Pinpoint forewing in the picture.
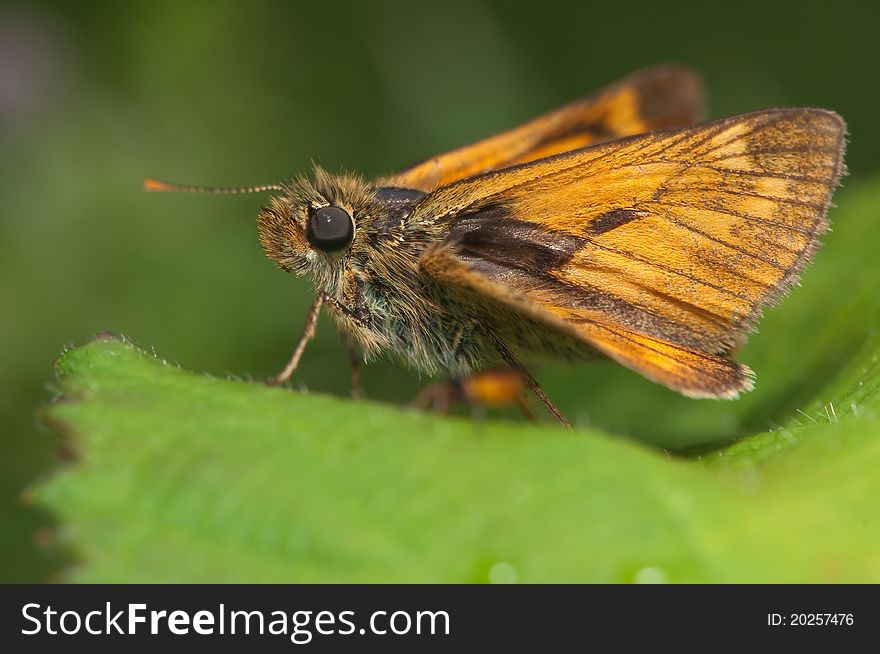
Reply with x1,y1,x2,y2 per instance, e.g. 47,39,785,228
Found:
417,109,846,396
383,66,703,192
420,244,754,398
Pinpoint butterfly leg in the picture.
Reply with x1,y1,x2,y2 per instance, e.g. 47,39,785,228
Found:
412,382,453,414
485,330,572,429
345,338,363,399
413,369,537,422
266,293,324,386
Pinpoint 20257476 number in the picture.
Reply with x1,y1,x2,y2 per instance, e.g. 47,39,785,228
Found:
768,613,854,626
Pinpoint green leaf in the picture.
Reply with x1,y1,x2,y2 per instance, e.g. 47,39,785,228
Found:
34,179,880,583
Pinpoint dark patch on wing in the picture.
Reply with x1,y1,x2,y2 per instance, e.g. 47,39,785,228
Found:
447,204,585,272
585,208,643,235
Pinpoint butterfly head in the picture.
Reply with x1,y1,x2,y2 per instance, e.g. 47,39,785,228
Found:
256,166,376,281
145,165,427,294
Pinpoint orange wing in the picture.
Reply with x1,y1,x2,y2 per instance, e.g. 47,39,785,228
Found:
418,109,846,397
382,66,704,192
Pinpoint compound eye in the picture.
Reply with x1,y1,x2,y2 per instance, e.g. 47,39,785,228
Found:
307,206,354,252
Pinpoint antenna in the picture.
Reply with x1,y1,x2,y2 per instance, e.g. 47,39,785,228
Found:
143,178,284,194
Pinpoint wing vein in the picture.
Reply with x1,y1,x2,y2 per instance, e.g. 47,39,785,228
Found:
703,145,839,164
585,239,754,302
645,162,834,184
578,319,725,377
658,200,816,235
657,213,788,271
662,186,830,212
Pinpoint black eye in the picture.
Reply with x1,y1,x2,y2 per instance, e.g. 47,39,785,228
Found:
307,206,354,252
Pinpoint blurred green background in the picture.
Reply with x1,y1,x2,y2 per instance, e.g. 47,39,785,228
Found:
1,0,877,582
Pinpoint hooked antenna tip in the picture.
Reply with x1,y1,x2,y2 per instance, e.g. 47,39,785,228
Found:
143,178,175,192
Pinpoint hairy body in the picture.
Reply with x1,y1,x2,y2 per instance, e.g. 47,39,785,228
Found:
258,169,581,378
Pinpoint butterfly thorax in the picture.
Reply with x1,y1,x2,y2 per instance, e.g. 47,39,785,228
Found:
257,167,491,376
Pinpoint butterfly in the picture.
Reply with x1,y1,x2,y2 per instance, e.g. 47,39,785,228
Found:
147,66,846,427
